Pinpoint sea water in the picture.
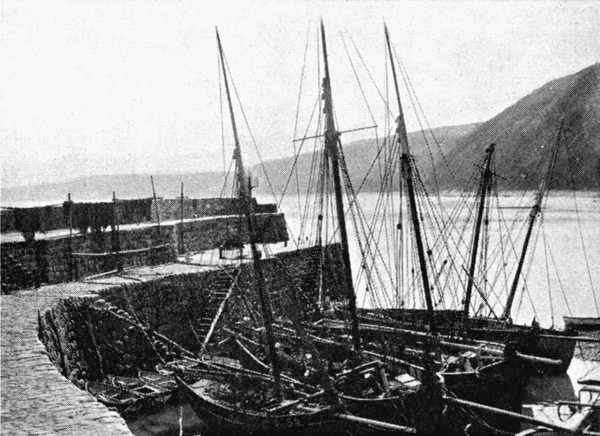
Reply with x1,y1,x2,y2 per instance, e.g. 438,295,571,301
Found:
274,192,600,329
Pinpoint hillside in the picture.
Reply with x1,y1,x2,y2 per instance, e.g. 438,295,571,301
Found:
0,124,474,206
2,63,599,206
434,63,600,189
0,172,227,207
252,123,479,195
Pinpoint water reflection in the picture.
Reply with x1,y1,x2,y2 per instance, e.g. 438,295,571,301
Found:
126,400,206,436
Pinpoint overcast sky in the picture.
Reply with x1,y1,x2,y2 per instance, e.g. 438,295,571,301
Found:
1,0,599,188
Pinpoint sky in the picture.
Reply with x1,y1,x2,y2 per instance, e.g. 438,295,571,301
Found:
1,0,599,188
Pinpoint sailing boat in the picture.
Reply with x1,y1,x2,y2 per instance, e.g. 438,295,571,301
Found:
456,122,578,373
320,23,527,430
176,28,343,435
177,27,433,436
363,109,582,373
243,21,530,434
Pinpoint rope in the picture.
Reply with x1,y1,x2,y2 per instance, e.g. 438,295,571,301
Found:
290,27,312,219
218,49,226,175
221,53,279,205
541,215,555,327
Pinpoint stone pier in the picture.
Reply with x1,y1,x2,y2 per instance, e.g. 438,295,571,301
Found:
1,244,344,435
1,282,133,435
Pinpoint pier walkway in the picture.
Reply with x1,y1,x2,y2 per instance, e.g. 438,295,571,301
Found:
0,262,217,435
1,279,137,435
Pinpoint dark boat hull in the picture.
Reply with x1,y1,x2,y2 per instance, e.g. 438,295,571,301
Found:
360,309,576,373
177,376,371,436
310,320,524,434
563,316,600,331
441,360,526,435
341,385,443,435
467,318,576,373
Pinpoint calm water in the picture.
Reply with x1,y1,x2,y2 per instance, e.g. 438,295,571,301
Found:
271,192,600,329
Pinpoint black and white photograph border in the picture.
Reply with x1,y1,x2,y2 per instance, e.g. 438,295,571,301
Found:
1,1,599,435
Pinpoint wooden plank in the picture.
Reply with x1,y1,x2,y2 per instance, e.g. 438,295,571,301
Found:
72,244,170,257
444,395,576,433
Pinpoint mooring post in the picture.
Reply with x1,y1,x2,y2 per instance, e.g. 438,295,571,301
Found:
150,175,161,232
179,182,185,254
112,191,122,272
67,193,75,281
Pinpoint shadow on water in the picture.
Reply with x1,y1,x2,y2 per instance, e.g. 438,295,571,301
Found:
524,373,577,404
125,397,206,436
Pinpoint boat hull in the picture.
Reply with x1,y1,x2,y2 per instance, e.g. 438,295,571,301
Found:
176,376,389,436
361,309,576,373
563,316,600,331
342,385,443,435
467,318,576,374
441,360,526,435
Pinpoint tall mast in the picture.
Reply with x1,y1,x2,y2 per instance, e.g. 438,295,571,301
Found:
463,144,495,321
215,29,281,398
385,25,436,333
320,21,360,352
244,177,282,399
503,122,563,320
216,28,247,199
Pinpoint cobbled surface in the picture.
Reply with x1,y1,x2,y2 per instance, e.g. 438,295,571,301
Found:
1,275,155,434
1,262,227,435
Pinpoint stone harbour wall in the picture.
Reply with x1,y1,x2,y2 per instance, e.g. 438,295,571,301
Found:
38,244,344,384
154,197,277,222
1,226,175,293
1,213,289,293
176,213,288,253
2,282,135,435
1,197,277,233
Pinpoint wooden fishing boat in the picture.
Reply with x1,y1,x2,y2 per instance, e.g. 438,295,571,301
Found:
84,380,143,415
563,316,600,331
157,356,231,383
137,369,178,392
227,324,445,433
176,353,425,435
176,370,342,436
108,374,174,407
358,308,576,373
306,316,527,430
178,26,428,436
349,121,578,374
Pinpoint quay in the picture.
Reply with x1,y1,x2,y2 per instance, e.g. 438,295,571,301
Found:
2,277,135,435
1,241,341,435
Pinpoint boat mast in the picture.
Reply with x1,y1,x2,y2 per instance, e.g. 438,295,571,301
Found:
463,144,495,322
216,28,247,200
503,122,563,321
384,25,436,333
320,21,361,352
244,176,283,399
215,28,281,398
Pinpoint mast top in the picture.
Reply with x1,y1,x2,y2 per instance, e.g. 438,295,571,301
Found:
215,27,247,200
320,20,331,81
384,24,410,156
320,19,337,142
